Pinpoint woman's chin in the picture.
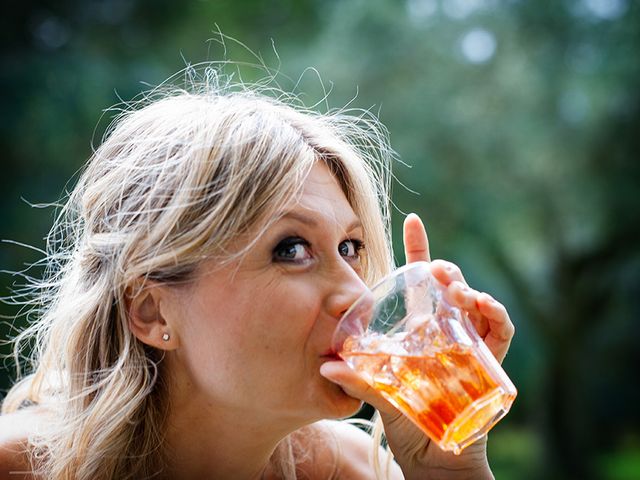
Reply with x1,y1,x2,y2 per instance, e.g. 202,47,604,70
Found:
321,381,365,419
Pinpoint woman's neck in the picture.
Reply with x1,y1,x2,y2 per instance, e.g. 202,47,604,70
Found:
161,362,297,479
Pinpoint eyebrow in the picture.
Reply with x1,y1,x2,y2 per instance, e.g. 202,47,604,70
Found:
281,211,362,232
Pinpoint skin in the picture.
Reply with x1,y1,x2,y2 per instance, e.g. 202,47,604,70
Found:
0,162,514,479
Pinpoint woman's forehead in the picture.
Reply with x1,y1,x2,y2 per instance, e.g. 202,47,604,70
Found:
280,163,360,231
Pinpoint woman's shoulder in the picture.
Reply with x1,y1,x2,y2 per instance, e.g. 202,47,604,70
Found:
303,420,403,479
0,408,43,480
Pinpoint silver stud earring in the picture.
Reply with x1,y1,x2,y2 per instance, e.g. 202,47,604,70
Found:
162,332,170,342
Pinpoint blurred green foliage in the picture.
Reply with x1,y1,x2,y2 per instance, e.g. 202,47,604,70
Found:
1,1,639,478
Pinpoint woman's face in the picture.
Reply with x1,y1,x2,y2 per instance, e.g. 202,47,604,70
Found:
165,162,369,426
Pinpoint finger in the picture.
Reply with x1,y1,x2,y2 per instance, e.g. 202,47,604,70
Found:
445,281,477,309
445,281,490,337
403,213,430,263
430,259,466,287
468,311,490,339
319,361,399,416
476,293,515,363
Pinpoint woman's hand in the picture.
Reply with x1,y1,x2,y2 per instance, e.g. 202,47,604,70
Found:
320,213,514,480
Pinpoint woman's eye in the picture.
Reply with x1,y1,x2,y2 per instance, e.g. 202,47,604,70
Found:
339,239,365,259
273,237,312,263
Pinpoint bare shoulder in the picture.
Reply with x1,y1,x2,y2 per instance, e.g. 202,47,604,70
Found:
317,420,404,479
0,409,43,480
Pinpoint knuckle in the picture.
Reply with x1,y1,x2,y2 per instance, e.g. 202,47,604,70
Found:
433,259,459,274
504,321,515,338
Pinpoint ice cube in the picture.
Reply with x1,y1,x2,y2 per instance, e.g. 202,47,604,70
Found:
402,320,448,355
389,355,434,412
372,359,401,387
375,332,407,356
345,332,384,353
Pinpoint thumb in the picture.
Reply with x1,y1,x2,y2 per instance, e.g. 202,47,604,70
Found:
320,361,398,416
403,213,431,264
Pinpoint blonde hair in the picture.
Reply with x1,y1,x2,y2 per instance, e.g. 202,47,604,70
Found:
2,69,395,479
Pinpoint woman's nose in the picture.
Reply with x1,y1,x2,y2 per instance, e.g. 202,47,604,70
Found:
325,264,369,320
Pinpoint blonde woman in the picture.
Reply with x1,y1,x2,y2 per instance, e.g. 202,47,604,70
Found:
0,76,513,479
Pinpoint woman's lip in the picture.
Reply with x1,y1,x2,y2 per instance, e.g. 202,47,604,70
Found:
320,351,342,361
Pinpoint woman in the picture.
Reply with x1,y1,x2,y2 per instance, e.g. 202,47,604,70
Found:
0,76,513,479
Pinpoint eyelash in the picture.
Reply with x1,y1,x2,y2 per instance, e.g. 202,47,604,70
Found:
272,236,365,264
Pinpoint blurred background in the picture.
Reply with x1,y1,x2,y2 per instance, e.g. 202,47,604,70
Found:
1,0,639,478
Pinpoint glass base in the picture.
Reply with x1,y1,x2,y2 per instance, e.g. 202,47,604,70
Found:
439,387,516,455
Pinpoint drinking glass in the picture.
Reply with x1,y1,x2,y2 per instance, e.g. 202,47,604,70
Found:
332,261,517,454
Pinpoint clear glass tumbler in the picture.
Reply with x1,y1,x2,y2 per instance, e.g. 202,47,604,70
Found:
332,261,517,454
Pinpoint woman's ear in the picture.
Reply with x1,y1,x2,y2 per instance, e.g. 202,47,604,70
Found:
127,281,179,350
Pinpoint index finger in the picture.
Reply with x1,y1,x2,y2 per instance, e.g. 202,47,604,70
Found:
403,213,431,263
